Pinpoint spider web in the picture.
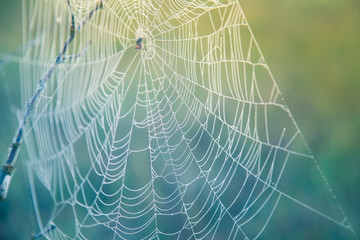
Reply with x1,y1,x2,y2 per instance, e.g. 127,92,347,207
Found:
20,0,356,239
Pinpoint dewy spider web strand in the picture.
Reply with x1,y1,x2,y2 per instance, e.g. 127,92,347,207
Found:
19,0,357,239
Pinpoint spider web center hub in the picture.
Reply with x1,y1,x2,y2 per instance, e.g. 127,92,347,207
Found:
136,27,155,60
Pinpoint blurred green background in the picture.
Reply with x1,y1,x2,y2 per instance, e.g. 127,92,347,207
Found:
0,0,359,239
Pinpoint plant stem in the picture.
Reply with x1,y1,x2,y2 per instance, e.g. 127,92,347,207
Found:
0,0,103,201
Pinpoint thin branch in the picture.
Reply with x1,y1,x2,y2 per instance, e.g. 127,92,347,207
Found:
57,40,92,64
31,222,56,240
0,0,103,201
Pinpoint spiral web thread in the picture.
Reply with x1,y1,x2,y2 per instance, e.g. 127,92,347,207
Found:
20,0,356,239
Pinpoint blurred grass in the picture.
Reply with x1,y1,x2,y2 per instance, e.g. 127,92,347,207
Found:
240,0,360,236
0,0,359,239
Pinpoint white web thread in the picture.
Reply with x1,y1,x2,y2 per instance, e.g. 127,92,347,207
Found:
20,0,357,239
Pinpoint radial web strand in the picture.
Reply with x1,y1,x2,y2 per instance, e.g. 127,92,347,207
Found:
20,0,356,239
